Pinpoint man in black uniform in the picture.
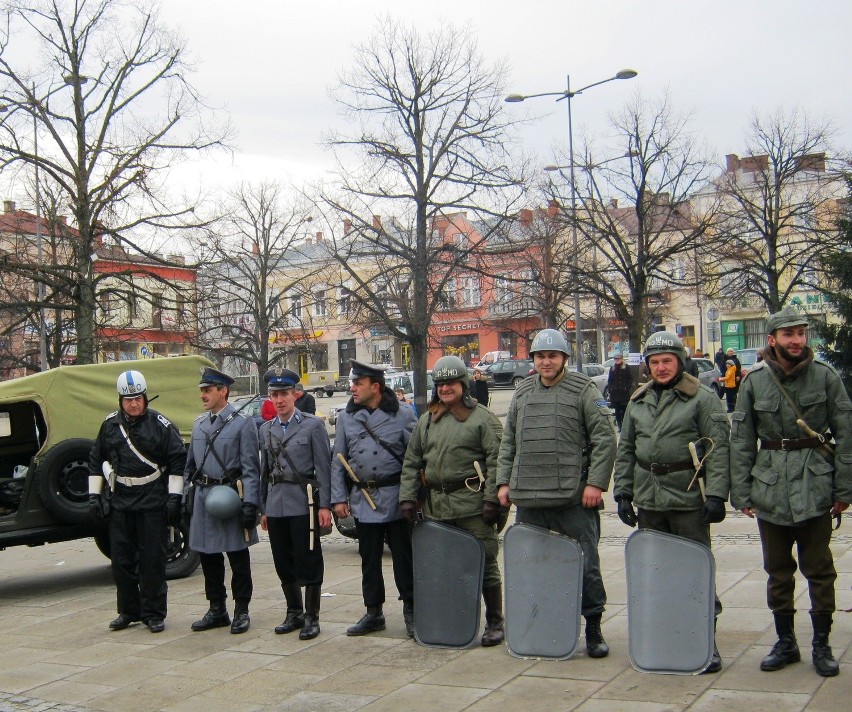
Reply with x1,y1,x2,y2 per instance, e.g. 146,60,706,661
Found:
88,369,187,633
293,384,317,415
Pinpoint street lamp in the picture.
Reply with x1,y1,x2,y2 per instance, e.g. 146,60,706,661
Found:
506,68,637,369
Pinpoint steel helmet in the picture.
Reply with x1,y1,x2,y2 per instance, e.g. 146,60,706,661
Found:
529,328,570,356
205,485,242,520
643,331,686,366
116,370,147,397
432,355,469,386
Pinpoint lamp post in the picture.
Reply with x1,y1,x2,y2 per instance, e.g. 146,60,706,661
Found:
506,69,637,369
32,82,48,371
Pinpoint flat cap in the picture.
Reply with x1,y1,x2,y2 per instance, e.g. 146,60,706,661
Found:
349,359,385,381
766,306,808,334
264,367,300,391
199,366,234,388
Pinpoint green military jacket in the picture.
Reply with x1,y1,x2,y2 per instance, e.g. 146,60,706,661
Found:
730,350,852,525
613,374,730,511
400,400,503,521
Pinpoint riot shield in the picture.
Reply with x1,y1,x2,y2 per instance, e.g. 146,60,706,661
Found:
412,519,485,648
503,523,584,659
625,529,716,674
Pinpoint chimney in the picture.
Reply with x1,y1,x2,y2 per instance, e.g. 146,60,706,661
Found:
251,242,259,255
59,215,67,225
3,200,15,213
519,208,533,226
609,198,619,209
315,231,323,242
547,200,559,218
304,236,313,245
796,152,826,172
725,154,740,172
343,218,352,235
372,215,382,229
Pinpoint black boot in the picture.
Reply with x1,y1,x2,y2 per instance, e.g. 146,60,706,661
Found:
811,613,839,678
760,613,800,671
275,583,305,634
109,612,140,630
702,618,722,674
481,585,505,647
231,601,250,634
585,614,609,658
191,600,230,632
403,600,415,639
346,606,386,636
299,585,321,640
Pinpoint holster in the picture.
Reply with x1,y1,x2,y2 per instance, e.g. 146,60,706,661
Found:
100,488,112,519
183,481,195,517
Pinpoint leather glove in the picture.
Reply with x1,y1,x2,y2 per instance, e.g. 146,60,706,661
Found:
88,494,106,521
482,500,500,526
166,494,183,527
615,495,637,528
241,503,258,530
400,500,418,524
702,495,727,525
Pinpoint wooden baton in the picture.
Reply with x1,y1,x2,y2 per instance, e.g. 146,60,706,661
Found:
336,453,378,510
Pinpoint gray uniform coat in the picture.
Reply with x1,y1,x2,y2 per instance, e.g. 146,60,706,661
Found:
184,403,261,553
330,391,417,523
259,412,332,516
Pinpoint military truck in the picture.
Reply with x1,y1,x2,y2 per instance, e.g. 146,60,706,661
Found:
0,355,213,578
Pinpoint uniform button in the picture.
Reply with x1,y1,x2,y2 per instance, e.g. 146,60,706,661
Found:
373,450,378,455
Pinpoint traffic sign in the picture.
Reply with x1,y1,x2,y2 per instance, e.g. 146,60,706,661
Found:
707,307,719,322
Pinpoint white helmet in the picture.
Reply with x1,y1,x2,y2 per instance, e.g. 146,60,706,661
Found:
116,370,148,397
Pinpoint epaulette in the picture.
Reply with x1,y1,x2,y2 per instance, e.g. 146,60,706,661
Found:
104,410,118,421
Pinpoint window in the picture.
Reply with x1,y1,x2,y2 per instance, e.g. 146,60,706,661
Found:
337,285,352,317
439,279,457,310
460,277,480,307
313,289,327,318
290,293,303,319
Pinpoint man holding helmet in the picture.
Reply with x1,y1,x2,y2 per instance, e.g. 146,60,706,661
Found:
184,367,261,634
88,369,187,633
612,331,730,673
401,355,505,645
496,329,617,658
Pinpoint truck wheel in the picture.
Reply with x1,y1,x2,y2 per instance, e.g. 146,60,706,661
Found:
35,438,94,524
93,524,200,580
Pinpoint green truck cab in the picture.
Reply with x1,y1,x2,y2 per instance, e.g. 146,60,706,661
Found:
0,355,213,578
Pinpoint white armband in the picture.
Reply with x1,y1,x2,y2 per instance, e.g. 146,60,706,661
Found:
168,475,185,495
89,475,103,495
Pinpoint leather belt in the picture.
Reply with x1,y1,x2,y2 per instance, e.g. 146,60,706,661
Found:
115,471,161,486
270,474,316,486
427,479,467,494
352,474,401,489
194,474,226,486
637,459,695,475
760,436,824,451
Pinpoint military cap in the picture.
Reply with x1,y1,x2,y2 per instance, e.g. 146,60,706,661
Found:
349,359,385,381
264,367,300,391
766,306,808,334
199,366,234,388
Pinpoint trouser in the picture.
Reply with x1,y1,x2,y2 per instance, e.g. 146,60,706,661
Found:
199,549,253,604
611,401,628,429
757,514,836,615
516,504,606,617
354,518,414,608
638,508,722,616
436,514,502,588
724,387,737,412
110,507,168,621
266,514,324,587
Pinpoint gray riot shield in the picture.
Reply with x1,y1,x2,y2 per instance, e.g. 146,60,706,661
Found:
412,519,485,648
625,529,716,674
503,523,584,659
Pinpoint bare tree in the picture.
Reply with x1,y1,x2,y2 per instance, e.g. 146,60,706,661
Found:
0,0,229,365
195,182,322,383
546,93,717,352
319,17,526,407
709,109,844,313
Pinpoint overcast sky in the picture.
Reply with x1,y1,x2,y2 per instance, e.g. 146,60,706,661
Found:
158,0,850,194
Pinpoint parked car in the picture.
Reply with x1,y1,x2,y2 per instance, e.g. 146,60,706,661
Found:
692,357,723,395
575,363,609,395
484,359,534,388
231,394,265,429
735,348,760,379
0,355,212,579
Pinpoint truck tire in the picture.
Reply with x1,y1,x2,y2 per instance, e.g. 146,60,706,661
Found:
35,438,94,524
93,524,201,580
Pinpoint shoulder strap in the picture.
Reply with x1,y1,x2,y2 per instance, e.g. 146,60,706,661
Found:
118,423,160,472
362,420,404,464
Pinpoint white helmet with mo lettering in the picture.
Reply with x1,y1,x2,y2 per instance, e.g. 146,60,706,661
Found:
116,370,148,398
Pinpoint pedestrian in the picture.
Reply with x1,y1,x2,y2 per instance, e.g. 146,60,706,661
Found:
714,347,726,375
612,331,730,673
184,367,261,634
730,307,851,678
293,383,317,415
720,359,738,413
606,353,633,428
497,329,617,658
88,369,188,633
684,347,700,378
260,398,276,422
259,367,331,640
394,386,417,416
725,347,742,387
400,356,505,646
469,368,490,407
330,360,418,637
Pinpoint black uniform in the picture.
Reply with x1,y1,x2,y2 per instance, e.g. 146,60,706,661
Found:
89,408,187,623
294,391,317,415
